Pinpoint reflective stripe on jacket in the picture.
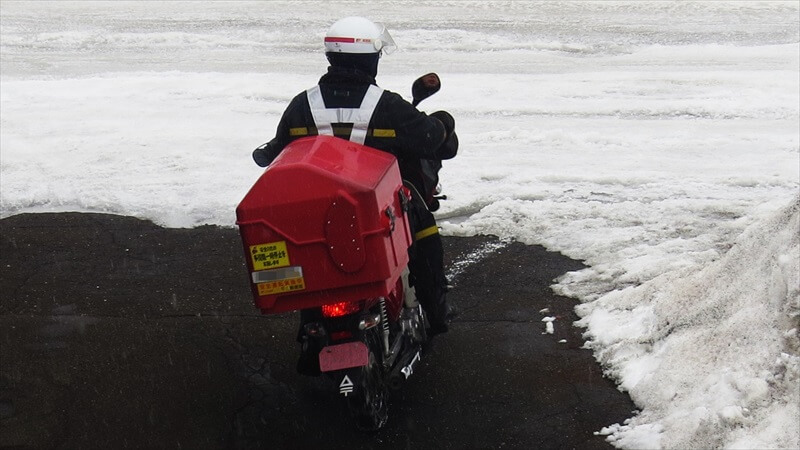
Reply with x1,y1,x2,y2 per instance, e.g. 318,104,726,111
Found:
263,66,450,162
306,84,384,145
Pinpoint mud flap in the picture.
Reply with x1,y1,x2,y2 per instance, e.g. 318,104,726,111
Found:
331,367,367,398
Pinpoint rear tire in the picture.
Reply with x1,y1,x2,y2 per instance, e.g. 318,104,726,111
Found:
417,304,429,344
347,334,388,431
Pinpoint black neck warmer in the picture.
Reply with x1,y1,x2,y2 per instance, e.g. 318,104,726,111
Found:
325,52,380,78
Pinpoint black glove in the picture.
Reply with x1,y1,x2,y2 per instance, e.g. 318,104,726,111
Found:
430,110,455,135
430,111,458,159
252,142,276,167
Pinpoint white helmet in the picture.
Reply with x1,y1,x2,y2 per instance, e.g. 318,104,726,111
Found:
324,17,396,55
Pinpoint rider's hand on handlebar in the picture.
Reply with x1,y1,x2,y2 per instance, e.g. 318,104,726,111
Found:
430,110,455,135
430,110,458,160
252,143,276,167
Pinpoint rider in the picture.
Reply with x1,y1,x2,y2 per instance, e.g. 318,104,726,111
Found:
252,16,458,373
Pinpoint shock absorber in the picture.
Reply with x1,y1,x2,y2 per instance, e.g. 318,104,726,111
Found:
379,297,390,357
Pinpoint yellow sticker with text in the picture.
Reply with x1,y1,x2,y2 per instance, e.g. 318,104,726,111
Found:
257,277,306,296
250,241,290,270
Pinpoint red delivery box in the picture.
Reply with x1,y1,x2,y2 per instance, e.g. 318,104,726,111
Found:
236,136,413,315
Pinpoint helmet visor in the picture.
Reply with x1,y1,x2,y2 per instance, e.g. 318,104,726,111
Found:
375,23,396,55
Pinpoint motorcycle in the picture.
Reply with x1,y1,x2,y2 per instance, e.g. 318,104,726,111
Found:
236,74,443,430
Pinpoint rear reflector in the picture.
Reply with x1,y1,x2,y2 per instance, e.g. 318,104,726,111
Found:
331,330,353,341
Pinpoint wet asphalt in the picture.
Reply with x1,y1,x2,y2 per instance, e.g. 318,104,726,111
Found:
0,212,635,449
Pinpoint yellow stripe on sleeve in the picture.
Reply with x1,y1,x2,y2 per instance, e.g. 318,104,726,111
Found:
414,225,439,241
372,129,396,138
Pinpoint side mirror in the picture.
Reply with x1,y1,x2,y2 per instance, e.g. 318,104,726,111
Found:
412,73,441,107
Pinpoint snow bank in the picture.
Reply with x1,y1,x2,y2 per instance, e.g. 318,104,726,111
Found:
583,196,800,449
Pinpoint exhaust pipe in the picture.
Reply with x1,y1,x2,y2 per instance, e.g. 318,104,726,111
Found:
388,348,421,390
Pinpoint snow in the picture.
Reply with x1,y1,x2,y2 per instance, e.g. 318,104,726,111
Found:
1,1,798,448
541,316,556,335
587,198,799,449
445,238,509,282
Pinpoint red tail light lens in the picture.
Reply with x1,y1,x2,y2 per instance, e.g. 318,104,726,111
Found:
322,300,362,318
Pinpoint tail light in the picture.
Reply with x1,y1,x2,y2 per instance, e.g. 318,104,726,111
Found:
322,300,362,318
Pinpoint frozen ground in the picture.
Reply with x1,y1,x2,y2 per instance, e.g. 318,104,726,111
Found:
1,1,798,448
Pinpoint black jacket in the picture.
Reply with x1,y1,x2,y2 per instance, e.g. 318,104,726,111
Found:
255,67,458,196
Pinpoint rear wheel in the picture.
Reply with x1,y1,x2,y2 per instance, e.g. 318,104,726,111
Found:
416,304,429,344
347,335,388,431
